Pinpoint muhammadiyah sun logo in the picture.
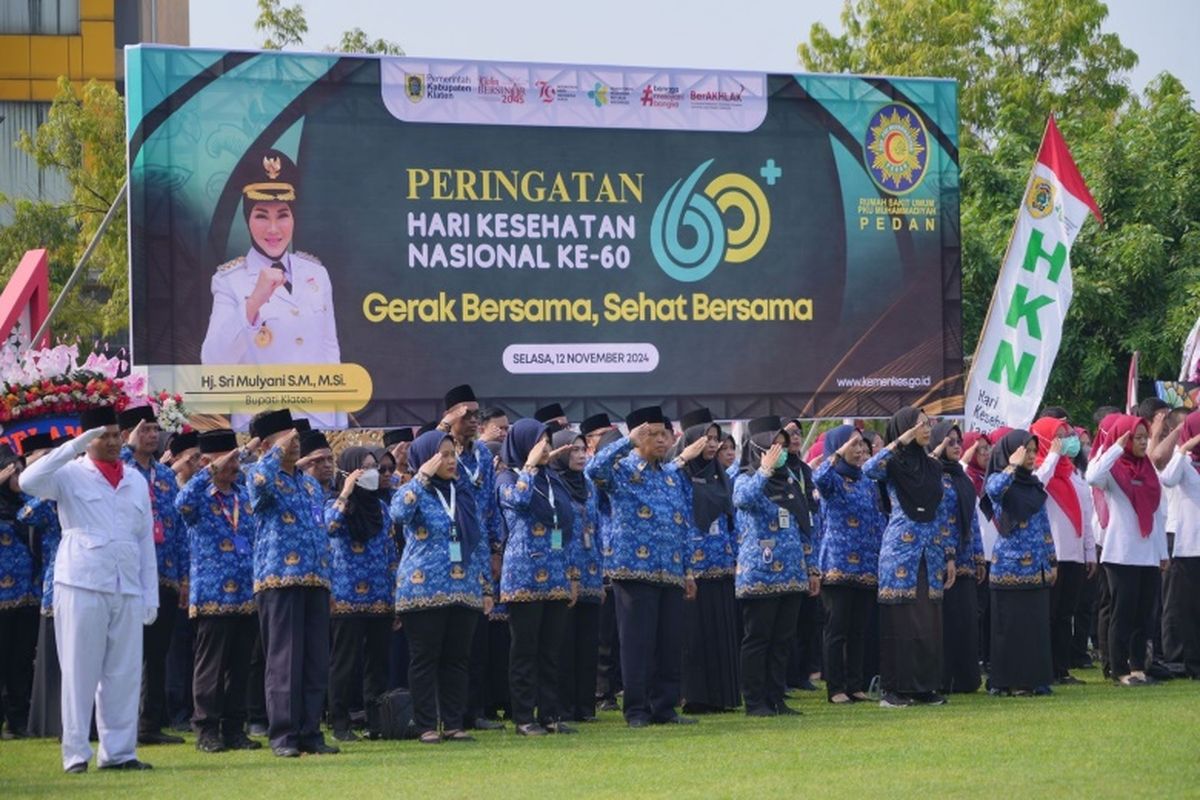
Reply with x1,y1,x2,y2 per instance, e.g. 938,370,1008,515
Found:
650,159,773,283
864,103,929,195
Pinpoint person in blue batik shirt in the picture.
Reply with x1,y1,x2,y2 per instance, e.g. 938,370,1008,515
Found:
325,447,396,742
983,429,1056,696
549,428,604,723
497,419,578,736
863,407,953,709
19,433,67,739
922,421,985,696
176,429,260,753
118,406,188,747
813,424,886,704
733,418,819,717
781,418,823,693
0,445,37,739
676,408,740,715
584,406,709,728
391,431,493,744
582,416,624,714
245,409,336,757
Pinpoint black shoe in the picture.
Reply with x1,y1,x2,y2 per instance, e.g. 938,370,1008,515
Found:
576,715,598,723
272,745,301,758
299,741,340,755
626,718,650,728
774,704,802,716
516,723,548,736
915,692,947,706
792,679,818,692
597,699,620,712
1056,675,1085,686
223,733,262,750
247,722,269,737
196,732,226,753
471,717,505,731
138,730,185,745
331,728,359,742
879,692,913,708
64,762,88,774
745,706,777,717
99,759,153,770
657,715,698,725
545,721,577,734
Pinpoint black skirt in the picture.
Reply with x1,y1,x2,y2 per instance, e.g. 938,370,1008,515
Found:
27,615,61,738
879,559,943,695
989,587,1053,690
681,576,741,711
942,575,981,693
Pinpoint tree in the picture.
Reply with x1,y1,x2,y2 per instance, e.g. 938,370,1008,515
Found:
0,78,128,341
800,0,1199,421
329,27,404,56
255,0,307,50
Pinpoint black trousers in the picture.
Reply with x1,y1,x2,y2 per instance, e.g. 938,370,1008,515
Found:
466,611,489,723
485,619,511,719
192,615,257,737
507,600,568,726
1049,561,1086,678
246,623,267,724
257,587,331,750
1161,534,1183,663
787,593,824,685
821,585,873,698
613,580,683,724
139,585,179,735
1096,555,1112,674
559,601,601,721
328,615,392,732
403,605,477,733
1105,564,1158,678
1072,563,1099,666
1163,556,1200,676
596,583,622,700
0,605,38,735
165,609,194,727
741,593,803,713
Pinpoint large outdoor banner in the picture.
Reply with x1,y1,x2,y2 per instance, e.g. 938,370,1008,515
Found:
126,46,962,427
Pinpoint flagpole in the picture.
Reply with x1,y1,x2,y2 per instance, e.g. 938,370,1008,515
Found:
961,116,1054,416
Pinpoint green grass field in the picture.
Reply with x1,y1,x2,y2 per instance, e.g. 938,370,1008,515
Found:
2,667,1197,799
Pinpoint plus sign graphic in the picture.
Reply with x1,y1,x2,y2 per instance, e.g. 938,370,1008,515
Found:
759,159,782,186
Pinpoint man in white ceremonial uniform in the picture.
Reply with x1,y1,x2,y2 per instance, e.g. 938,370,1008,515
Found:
199,149,345,430
19,406,158,773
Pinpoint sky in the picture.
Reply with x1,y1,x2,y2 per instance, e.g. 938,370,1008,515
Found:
187,0,1199,99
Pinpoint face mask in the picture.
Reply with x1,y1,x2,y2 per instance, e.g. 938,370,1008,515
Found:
1061,435,1081,458
356,468,380,492
774,449,788,469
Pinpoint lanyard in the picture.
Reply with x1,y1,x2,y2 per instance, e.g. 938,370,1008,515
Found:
215,490,240,534
458,452,480,486
433,484,458,540
533,476,559,528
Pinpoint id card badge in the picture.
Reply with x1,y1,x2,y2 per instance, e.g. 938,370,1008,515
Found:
759,538,775,564
153,518,165,545
777,508,791,529
708,519,721,537
582,528,593,550
449,540,463,563
551,528,563,551
232,535,251,556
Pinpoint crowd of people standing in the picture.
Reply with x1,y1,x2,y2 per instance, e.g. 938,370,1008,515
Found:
0,386,1197,774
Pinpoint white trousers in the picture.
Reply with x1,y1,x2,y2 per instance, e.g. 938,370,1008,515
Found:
54,584,143,769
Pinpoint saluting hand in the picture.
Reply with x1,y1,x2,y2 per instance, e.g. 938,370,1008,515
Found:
525,438,553,469
931,436,951,459
418,452,444,479
629,422,650,446
961,439,979,467
1114,430,1132,449
897,421,924,446
760,443,784,475
1180,432,1200,453
1007,444,1027,468
1049,436,1064,455
679,433,709,462
835,433,859,460
339,469,364,501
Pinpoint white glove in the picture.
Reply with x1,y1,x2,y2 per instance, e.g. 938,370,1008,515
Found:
72,426,108,453
143,606,158,626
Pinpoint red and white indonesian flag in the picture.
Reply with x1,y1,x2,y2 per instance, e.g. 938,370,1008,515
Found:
965,117,1102,432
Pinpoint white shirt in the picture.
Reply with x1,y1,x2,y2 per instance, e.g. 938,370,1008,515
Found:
1157,449,1200,558
1034,452,1096,564
1085,444,1169,567
19,429,158,608
976,507,999,561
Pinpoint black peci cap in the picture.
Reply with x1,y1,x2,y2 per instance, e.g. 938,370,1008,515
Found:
580,413,612,436
299,430,331,458
198,429,238,455
443,384,477,410
624,406,665,430
118,405,157,431
80,405,118,431
293,419,312,433
748,416,783,436
417,420,439,435
19,433,55,455
382,428,414,447
249,409,294,440
166,430,199,454
534,403,566,423
679,408,714,431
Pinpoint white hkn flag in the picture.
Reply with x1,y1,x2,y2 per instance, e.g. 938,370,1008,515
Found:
964,116,1102,433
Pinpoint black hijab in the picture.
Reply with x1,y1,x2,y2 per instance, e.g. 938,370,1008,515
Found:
746,427,812,532
823,425,862,481
549,429,588,505
679,422,731,533
499,419,575,540
929,421,976,551
884,407,944,523
408,431,482,556
335,446,384,542
0,446,25,522
981,428,1047,536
